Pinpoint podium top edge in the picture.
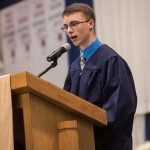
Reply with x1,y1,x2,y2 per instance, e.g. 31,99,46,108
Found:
10,71,107,126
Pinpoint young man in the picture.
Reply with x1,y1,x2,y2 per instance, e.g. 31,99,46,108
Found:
61,3,137,150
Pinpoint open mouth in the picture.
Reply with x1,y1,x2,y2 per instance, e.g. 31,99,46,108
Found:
70,36,78,40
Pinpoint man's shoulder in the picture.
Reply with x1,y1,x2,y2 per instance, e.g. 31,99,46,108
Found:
91,44,119,64
96,44,119,57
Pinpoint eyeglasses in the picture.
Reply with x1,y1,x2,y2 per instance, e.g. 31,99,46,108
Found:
61,20,90,32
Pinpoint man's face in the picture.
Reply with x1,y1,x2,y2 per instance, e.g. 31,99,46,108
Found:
63,13,92,50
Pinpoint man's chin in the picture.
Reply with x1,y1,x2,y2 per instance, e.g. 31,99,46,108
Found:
72,41,80,47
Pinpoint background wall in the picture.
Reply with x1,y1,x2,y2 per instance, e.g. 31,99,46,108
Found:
0,0,68,88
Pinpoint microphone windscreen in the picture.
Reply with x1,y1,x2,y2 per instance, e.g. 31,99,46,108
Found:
62,43,71,51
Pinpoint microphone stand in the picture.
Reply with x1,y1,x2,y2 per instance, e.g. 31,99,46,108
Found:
38,60,58,77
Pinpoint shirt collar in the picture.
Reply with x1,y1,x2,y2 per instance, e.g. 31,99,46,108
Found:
80,39,102,61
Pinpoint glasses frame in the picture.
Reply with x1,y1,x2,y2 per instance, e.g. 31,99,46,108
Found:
61,20,90,32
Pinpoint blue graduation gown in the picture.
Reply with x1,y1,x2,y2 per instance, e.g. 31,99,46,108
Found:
63,44,137,150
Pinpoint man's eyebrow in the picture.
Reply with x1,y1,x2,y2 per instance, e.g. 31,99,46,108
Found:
64,20,79,25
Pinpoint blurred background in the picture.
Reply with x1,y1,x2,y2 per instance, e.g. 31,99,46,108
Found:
0,0,150,149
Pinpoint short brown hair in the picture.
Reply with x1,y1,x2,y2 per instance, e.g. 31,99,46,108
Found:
62,3,95,21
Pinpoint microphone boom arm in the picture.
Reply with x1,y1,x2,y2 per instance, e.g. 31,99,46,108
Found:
38,60,58,77
38,43,71,77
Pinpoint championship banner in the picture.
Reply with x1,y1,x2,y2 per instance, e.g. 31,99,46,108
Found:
0,0,67,87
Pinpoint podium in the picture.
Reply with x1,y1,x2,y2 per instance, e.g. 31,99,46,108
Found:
11,71,107,150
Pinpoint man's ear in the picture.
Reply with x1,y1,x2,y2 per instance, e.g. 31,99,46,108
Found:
89,20,95,30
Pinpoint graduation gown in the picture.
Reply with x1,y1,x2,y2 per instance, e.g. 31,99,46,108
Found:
63,44,137,150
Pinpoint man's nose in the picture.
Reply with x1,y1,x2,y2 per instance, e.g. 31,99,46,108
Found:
67,26,73,33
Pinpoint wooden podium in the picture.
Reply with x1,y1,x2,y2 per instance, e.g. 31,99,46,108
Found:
11,71,107,150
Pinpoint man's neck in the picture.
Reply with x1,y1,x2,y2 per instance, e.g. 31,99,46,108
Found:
80,34,97,50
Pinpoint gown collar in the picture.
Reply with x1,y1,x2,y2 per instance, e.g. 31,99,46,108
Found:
80,38,102,61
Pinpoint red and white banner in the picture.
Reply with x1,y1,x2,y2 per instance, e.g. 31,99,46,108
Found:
0,0,67,87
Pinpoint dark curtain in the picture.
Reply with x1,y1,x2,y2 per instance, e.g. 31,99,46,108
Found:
0,0,23,10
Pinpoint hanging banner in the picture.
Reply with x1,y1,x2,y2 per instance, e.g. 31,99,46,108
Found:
0,0,67,87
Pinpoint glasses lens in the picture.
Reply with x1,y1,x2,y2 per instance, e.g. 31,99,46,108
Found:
61,25,68,31
69,21,79,28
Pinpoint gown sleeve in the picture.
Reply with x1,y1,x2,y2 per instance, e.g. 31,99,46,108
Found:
102,56,137,130
63,67,71,91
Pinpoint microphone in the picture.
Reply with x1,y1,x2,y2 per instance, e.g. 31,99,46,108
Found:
47,43,71,62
